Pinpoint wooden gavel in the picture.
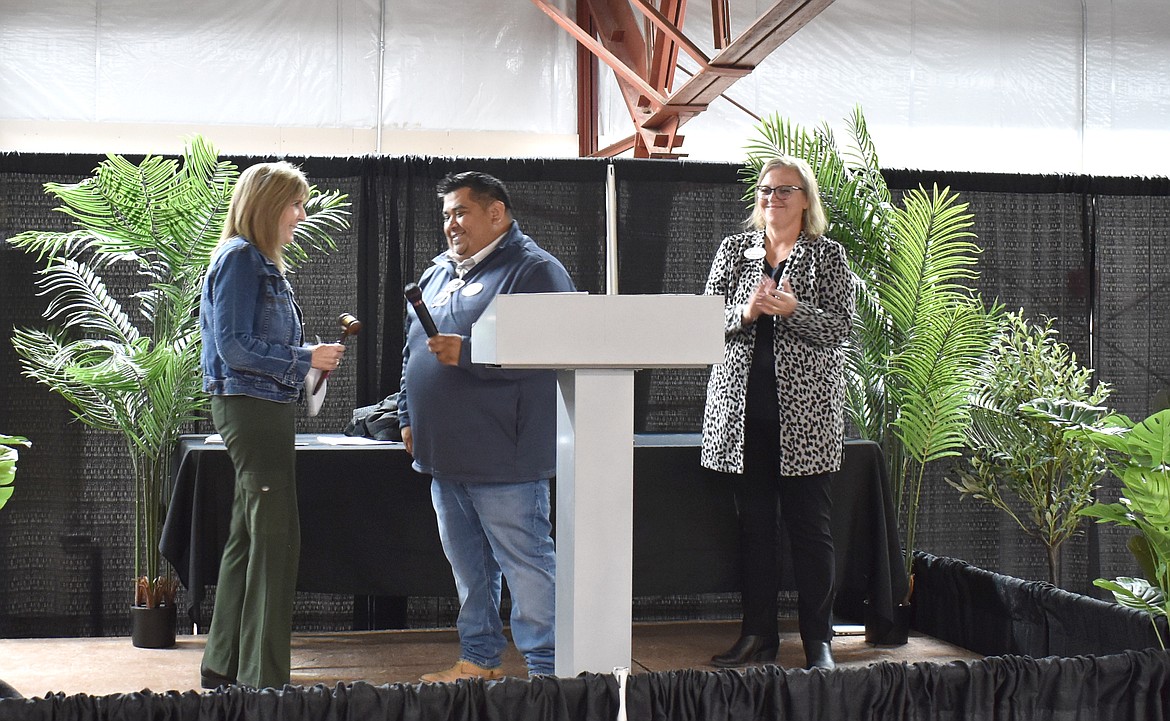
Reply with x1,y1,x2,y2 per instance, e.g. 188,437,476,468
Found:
312,313,362,395
335,313,363,343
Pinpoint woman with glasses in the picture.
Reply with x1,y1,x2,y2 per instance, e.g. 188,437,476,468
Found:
700,155,856,671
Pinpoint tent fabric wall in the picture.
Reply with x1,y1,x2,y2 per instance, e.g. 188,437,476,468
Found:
2,1,1170,175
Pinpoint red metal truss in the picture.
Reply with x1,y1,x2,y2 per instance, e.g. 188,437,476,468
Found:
530,0,836,158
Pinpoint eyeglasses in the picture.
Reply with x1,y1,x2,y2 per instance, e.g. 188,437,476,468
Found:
757,185,803,199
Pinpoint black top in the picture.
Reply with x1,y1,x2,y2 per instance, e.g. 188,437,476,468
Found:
745,259,786,422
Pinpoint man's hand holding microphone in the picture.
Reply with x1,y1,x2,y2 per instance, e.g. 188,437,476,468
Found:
404,282,462,367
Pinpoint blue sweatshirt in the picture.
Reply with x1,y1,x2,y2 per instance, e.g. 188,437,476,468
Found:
398,221,576,483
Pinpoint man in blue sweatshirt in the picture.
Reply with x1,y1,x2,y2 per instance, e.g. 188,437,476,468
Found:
398,171,576,681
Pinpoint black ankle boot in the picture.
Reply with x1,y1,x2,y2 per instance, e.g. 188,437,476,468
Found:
711,635,779,668
802,640,835,670
200,666,238,690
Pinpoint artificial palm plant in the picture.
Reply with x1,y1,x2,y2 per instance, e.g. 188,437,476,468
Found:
744,108,999,599
8,136,350,613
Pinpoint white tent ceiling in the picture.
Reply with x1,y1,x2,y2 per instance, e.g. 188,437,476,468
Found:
1,0,1167,176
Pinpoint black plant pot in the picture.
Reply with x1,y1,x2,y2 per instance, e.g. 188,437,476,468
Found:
131,603,177,649
864,599,912,646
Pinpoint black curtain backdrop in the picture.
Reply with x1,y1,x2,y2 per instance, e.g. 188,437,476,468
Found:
614,159,743,433
1,153,1168,638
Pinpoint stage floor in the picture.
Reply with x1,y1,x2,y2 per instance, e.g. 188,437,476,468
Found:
0,619,982,698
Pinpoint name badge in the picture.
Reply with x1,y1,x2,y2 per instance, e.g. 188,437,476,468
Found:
743,247,765,260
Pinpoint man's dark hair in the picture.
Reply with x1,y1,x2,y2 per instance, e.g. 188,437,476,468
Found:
436,171,512,211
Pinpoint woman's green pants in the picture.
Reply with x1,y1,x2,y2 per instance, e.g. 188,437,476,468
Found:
201,394,300,689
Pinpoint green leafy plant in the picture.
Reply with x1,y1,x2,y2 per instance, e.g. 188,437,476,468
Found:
1023,402,1170,647
950,311,1110,586
0,434,31,511
7,136,350,608
745,108,999,599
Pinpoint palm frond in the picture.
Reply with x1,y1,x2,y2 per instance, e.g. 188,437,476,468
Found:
44,141,234,278
882,186,981,333
845,279,891,440
47,154,180,262
842,106,890,207
965,385,1036,453
6,229,101,263
11,328,143,431
35,258,140,345
282,187,352,270
163,136,236,265
133,340,206,457
744,112,891,274
891,301,997,463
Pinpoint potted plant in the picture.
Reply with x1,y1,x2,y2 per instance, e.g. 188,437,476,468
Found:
0,434,30,511
7,136,350,647
744,108,999,621
1025,402,1170,647
950,311,1110,586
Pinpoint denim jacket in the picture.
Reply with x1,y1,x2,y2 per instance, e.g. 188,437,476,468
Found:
200,237,313,403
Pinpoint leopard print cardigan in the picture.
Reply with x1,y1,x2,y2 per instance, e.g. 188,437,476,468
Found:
700,229,857,476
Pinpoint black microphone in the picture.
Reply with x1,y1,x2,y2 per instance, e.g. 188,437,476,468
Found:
403,283,439,338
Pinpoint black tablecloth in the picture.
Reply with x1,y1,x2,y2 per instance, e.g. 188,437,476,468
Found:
161,434,907,631
160,435,452,625
630,435,908,629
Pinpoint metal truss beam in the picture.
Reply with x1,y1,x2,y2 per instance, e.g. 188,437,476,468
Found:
530,0,836,158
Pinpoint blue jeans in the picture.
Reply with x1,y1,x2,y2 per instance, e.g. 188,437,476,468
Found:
431,478,556,675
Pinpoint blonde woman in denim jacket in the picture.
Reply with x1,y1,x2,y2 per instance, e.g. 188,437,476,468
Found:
198,162,345,690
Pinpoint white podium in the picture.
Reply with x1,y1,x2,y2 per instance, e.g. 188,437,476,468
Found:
471,293,724,676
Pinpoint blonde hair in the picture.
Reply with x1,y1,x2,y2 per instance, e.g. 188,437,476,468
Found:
220,161,310,272
746,155,828,237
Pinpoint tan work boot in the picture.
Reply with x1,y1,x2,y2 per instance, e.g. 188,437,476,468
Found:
420,659,505,683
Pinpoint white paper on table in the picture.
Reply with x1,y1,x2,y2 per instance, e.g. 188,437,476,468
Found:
305,368,327,416
315,435,397,446
203,433,307,445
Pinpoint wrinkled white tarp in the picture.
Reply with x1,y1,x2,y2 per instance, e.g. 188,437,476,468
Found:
627,0,1170,175
0,0,1167,175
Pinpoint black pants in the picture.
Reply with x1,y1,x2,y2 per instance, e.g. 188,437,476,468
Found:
734,419,835,644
